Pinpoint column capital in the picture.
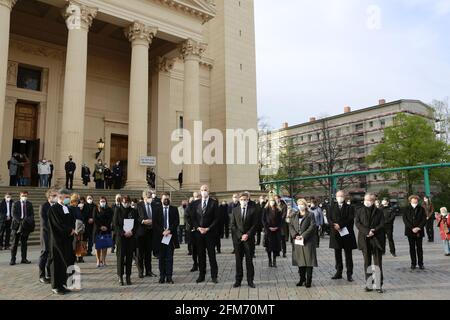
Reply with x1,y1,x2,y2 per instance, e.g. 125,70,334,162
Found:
151,56,175,74
0,0,17,10
63,1,98,31
180,39,207,61
125,21,158,45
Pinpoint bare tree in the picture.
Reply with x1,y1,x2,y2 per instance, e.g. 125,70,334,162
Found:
431,98,450,144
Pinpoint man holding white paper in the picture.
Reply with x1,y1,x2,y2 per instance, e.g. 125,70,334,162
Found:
328,191,357,282
153,192,179,284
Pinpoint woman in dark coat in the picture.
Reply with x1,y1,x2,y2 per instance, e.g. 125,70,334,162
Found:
289,199,318,288
113,196,138,286
93,196,113,267
262,197,282,267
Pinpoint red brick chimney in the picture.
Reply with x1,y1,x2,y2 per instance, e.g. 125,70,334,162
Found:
309,117,316,122
344,106,351,113
282,122,289,129
378,99,386,105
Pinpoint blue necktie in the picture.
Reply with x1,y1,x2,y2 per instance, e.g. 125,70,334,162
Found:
164,207,168,230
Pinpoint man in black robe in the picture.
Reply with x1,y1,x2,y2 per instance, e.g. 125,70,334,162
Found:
48,189,75,295
39,189,58,284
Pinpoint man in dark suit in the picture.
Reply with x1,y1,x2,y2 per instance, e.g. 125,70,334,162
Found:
228,194,239,254
136,190,158,278
403,195,427,270
189,185,220,283
355,193,386,293
255,196,266,246
153,192,179,284
186,192,201,272
39,189,58,284
10,191,34,265
112,161,123,189
64,156,76,190
231,193,258,288
328,190,357,282
0,193,14,250
382,199,396,257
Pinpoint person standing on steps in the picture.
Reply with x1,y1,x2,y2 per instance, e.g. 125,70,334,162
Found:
65,156,76,190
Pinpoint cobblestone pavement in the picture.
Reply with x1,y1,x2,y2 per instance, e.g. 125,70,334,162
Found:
1,217,449,300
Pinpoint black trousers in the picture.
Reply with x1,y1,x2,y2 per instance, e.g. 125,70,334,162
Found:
50,253,67,290
362,246,383,289
299,266,313,284
65,173,74,189
86,227,94,254
39,249,50,279
0,220,12,248
137,230,153,274
281,235,287,254
10,231,28,261
425,219,434,241
385,224,396,254
234,241,255,283
195,232,218,278
158,244,174,279
408,236,424,267
9,175,17,187
191,238,198,266
256,231,262,245
224,222,230,239
334,248,354,276
117,238,134,277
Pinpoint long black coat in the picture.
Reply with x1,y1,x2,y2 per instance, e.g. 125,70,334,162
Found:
382,206,396,227
402,205,427,238
328,203,357,250
0,199,13,225
255,202,266,232
262,206,282,254
136,201,159,237
48,204,76,276
355,205,386,253
39,202,52,251
93,206,113,237
113,206,138,250
153,205,180,255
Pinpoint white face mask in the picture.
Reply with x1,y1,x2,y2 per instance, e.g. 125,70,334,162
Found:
336,197,345,204
87,199,93,204
411,203,418,209
364,201,373,208
441,211,448,217
201,191,209,198
269,201,276,206
310,204,315,208
100,202,106,208
152,194,156,199
232,198,238,203
299,205,306,211
240,200,248,208
51,196,58,204
5,197,11,201
146,198,153,204
21,197,27,202
78,203,84,209
382,201,388,206
123,203,130,209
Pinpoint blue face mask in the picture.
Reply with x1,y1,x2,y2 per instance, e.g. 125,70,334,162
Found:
63,198,70,206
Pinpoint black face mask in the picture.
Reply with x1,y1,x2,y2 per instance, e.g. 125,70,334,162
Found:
163,200,170,206
69,158,73,161
182,204,187,209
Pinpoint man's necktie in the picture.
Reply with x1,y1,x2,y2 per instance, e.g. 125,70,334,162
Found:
242,207,246,221
202,200,207,214
21,202,26,219
164,207,168,230
146,204,152,219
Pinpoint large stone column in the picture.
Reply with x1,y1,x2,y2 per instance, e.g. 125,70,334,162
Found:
0,0,17,186
181,39,206,190
124,22,157,190
57,1,97,187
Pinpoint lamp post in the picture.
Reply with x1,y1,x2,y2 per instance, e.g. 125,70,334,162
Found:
95,138,105,159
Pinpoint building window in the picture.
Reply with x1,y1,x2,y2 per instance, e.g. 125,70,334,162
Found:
308,134,312,142
380,119,386,127
369,121,374,128
17,66,42,91
355,123,364,132
336,128,342,137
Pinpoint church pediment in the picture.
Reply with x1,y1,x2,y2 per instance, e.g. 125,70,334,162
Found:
153,0,216,22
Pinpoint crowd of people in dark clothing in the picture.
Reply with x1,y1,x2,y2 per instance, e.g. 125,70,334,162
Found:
0,186,449,295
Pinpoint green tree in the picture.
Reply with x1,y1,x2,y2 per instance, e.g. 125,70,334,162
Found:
366,113,449,196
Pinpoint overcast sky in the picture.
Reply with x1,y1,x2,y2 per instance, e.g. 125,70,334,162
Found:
254,0,450,129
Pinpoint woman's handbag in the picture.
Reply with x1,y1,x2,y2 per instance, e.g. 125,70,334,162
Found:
95,234,113,249
75,240,88,257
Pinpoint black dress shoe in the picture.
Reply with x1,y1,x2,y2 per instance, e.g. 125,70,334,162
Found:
9,260,16,266
268,262,273,268
190,266,198,272
347,275,354,282
40,277,51,284
283,253,287,258
211,278,218,284
196,276,205,283
233,282,241,288
21,259,31,264
138,273,144,279
364,287,373,292
146,272,157,277
376,288,384,294
126,276,132,285
166,278,174,284
119,276,124,286
52,288,65,295
331,274,343,280
419,265,425,270
248,282,256,288
159,278,166,284
296,280,305,287
411,265,417,270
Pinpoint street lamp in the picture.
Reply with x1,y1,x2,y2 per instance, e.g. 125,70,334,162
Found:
95,138,105,159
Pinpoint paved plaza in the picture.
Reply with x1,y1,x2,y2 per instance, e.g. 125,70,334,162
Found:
1,217,449,300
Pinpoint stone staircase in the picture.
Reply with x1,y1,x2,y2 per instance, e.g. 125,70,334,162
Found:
0,187,193,246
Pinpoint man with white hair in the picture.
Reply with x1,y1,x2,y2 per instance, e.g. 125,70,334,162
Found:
136,189,158,278
189,185,220,283
355,193,386,293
